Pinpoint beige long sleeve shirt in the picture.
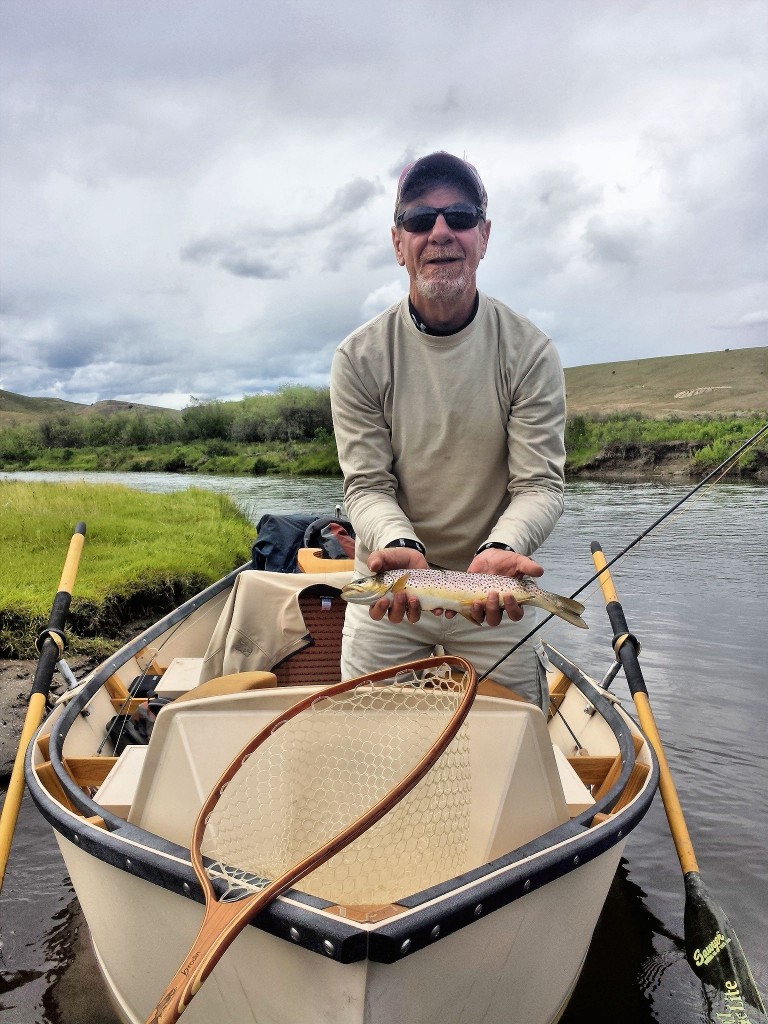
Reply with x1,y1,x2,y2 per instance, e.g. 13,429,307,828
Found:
330,293,566,574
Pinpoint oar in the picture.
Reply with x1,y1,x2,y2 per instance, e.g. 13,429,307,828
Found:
591,541,767,1020
0,522,86,893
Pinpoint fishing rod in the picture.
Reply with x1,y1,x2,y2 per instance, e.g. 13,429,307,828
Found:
569,419,768,601
477,419,768,683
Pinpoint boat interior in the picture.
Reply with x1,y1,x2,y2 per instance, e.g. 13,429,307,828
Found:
30,552,654,916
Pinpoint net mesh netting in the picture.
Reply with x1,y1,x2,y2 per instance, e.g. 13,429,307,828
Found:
201,663,473,907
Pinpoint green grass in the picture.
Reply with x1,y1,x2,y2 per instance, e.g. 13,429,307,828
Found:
564,413,767,471
0,481,255,658
0,437,341,475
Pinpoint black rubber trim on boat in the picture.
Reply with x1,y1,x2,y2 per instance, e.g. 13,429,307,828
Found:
25,633,658,964
25,757,368,963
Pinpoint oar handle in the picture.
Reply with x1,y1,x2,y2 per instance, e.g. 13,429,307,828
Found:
590,542,699,876
0,522,86,893
29,522,86,696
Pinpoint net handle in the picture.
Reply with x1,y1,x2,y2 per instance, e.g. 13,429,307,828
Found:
145,654,477,1024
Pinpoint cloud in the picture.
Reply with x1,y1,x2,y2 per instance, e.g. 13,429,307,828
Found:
179,175,384,279
327,178,384,217
0,0,765,406
738,311,768,327
181,237,287,279
361,281,403,321
584,215,648,266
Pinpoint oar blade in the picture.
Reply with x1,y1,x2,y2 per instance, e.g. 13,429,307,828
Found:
684,870,767,1021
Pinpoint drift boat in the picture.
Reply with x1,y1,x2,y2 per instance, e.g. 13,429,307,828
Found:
24,529,658,1024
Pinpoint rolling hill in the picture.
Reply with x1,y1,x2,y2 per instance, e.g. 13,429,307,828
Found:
2,346,766,426
563,346,767,416
0,390,180,427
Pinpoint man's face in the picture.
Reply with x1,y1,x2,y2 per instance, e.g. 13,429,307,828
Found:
391,184,491,304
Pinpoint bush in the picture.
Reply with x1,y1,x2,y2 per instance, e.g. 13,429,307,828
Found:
181,398,236,441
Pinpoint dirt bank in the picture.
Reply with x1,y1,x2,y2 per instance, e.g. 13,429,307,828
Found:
567,440,768,482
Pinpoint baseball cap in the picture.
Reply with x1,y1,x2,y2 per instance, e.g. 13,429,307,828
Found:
394,152,488,220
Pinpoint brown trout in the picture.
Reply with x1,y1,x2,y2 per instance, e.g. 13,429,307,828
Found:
341,568,587,629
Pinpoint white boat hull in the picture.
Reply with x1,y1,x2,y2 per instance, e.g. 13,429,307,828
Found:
26,562,657,1024
58,830,624,1024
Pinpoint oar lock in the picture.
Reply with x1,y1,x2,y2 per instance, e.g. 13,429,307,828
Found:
35,626,67,657
611,631,641,660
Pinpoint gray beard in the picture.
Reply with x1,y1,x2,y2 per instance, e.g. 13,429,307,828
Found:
414,267,470,301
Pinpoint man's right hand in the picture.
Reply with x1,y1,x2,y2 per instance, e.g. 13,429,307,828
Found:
366,548,428,623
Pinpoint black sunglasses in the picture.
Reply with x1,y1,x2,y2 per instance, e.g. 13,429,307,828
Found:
396,203,484,233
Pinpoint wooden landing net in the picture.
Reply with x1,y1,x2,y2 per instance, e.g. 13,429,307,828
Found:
201,660,473,907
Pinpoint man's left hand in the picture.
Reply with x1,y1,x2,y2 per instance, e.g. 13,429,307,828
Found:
447,549,544,626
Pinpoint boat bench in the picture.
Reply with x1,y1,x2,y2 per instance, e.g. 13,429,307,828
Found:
103,687,574,909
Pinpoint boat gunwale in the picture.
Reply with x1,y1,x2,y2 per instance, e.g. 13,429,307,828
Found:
24,594,659,963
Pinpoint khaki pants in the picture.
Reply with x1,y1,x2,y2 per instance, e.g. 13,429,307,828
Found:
340,602,546,710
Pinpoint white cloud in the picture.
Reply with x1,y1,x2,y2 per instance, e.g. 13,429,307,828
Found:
361,281,403,322
0,0,765,406
738,311,768,327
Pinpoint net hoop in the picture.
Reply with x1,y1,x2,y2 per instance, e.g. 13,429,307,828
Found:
191,654,477,903
147,654,476,1023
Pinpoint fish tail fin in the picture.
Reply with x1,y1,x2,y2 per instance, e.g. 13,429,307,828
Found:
529,593,588,630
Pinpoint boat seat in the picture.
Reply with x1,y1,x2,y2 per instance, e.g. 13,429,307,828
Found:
173,670,279,704
94,746,149,819
296,547,355,573
129,690,570,876
272,590,346,687
552,747,595,816
153,657,205,699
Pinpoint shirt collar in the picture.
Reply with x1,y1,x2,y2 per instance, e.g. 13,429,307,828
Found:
408,292,480,336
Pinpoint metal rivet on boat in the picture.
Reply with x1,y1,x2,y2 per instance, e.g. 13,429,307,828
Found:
523,879,531,892
125,859,132,869
323,940,335,956
183,882,191,894
573,855,580,866
617,830,623,839
400,938,412,954
473,903,483,917
73,834,80,843
430,925,440,940
289,927,300,942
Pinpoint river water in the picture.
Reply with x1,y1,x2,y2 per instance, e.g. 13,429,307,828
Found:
1,472,766,1023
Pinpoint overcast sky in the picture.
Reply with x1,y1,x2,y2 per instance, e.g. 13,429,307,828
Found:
1,0,766,409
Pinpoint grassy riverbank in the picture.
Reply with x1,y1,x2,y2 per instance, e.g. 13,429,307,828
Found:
564,413,767,477
0,481,254,658
0,436,340,476
1,414,765,479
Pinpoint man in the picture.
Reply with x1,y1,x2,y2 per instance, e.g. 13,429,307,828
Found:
330,152,566,707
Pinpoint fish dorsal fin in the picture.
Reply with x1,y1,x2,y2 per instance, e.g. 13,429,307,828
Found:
391,572,410,593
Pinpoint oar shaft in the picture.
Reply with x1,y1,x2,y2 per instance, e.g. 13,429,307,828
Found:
0,522,86,892
591,542,767,1016
590,542,698,875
